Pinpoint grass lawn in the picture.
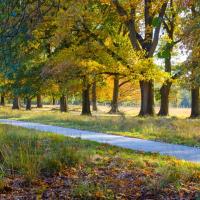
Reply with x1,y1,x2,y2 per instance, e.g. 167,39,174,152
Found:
0,106,200,147
0,124,199,199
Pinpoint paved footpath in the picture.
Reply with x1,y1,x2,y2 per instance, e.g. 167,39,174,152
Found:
0,119,200,163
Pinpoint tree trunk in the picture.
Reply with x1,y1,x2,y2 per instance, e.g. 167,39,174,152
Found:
37,95,43,108
60,95,68,112
109,75,119,114
81,77,91,115
26,98,32,110
139,80,154,116
12,96,20,110
0,96,5,106
92,82,97,111
158,47,173,116
190,87,200,118
158,81,172,116
52,97,56,105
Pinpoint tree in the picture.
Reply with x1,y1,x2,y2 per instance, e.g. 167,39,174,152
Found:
182,1,200,118
0,0,60,111
157,0,183,116
111,0,168,116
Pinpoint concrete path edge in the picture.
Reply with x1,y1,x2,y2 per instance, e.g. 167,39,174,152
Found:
0,119,200,163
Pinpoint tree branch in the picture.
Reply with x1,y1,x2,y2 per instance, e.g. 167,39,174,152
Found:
119,79,131,87
82,23,130,67
163,20,171,35
112,0,141,50
112,0,127,16
148,2,168,57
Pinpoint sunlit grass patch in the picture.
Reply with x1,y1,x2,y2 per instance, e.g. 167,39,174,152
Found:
0,125,94,184
0,124,199,198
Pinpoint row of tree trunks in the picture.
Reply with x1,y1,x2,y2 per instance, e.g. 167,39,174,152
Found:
11,95,68,113
12,96,43,110
6,87,200,118
37,94,68,113
81,75,120,115
109,78,200,118
108,76,154,116
6,79,200,118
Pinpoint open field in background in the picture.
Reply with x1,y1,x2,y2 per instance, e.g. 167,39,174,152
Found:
0,104,192,118
0,124,199,199
0,105,199,147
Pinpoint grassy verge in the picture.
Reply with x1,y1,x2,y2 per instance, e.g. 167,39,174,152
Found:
0,107,200,147
0,124,199,199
